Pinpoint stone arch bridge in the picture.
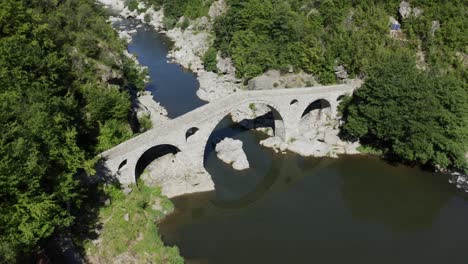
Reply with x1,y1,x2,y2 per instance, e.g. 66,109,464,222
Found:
99,85,354,195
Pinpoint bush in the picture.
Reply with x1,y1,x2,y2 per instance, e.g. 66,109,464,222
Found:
203,47,218,72
138,114,153,132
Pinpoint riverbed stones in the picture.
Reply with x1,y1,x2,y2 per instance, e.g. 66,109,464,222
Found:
215,138,250,170
135,91,170,126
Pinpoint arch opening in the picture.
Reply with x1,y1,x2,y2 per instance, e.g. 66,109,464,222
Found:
301,99,331,118
299,99,333,139
290,99,299,105
337,95,347,101
118,159,127,171
186,127,200,141
135,144,180,181
202,101,286,201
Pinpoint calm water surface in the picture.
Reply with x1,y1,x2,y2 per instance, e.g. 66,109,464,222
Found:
121,20,468,264
115,19,205,118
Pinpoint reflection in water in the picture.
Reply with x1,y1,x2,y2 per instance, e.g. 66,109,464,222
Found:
339,157,452,232
160,153,468,264
115,19,206,118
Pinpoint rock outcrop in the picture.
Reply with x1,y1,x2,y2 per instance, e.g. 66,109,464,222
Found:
399,1,412,19
208,0,227,20
165,27,210,72
215,138,250,170
247,70,318,90
197,71,240,101
334,65,348,80
134,91,169,126
140,153,214,198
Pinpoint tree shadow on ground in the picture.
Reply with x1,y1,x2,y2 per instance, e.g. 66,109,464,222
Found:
43,158,121,263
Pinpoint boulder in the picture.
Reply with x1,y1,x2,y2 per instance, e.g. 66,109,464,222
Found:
430,20,440,36
413,7,423,17
166,28,210,72
334,65,348,80
135,92,169,126
399,1,412,19
216,52,236,75
118,30,132,43
260,136,288,153
215,138,250,170
197,71,240,102
209,0,227,20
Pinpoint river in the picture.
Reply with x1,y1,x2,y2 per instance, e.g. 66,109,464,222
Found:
120,20,468,264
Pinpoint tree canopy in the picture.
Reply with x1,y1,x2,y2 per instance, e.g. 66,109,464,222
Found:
0,0,144,261
341,49,467,172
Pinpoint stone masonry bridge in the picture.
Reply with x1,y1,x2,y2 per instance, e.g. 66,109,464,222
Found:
99,84,354,196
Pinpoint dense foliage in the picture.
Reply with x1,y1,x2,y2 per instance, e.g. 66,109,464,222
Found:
0,0,144,261
139,0,214,28
341,49,467,172
84,184,183,263
210,0,466,81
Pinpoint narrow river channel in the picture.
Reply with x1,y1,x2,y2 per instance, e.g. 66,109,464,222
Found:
120,19,468,264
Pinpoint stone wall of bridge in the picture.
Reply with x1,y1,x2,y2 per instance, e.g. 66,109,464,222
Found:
98,85,354,195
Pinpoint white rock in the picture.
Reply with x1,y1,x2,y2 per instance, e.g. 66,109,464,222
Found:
135,93,170,126
215,138,250,170
141,153,215,198
97,0,125,10
197,71,240,102
399,1,412,19
247,70,317,90
288,139,333,157
208,0,228,20
260,137,288,153
216,52,236,75
413,7,423,17
118,31,132,43
431,20,440,36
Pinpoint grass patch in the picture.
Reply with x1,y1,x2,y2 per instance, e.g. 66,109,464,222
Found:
138,114,153,132
84,184,183,263
357,145,384,156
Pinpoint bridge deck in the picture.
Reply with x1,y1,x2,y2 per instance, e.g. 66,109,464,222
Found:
101,85,354,159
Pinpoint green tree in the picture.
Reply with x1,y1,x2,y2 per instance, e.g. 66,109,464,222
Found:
341,49,468,172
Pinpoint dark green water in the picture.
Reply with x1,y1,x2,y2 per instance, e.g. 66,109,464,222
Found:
159,119,468,264
121,20,468,264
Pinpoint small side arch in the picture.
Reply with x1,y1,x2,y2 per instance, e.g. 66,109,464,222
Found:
135,144,181,181
290,99,299,105
337,95,347,102
118,159,127,171
186,127,200,141
301,99,332,118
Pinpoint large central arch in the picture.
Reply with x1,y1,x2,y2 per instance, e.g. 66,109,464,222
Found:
135,144,181,182
200,101,286,200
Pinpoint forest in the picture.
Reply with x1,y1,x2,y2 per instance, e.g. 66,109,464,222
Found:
0,0,147,261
